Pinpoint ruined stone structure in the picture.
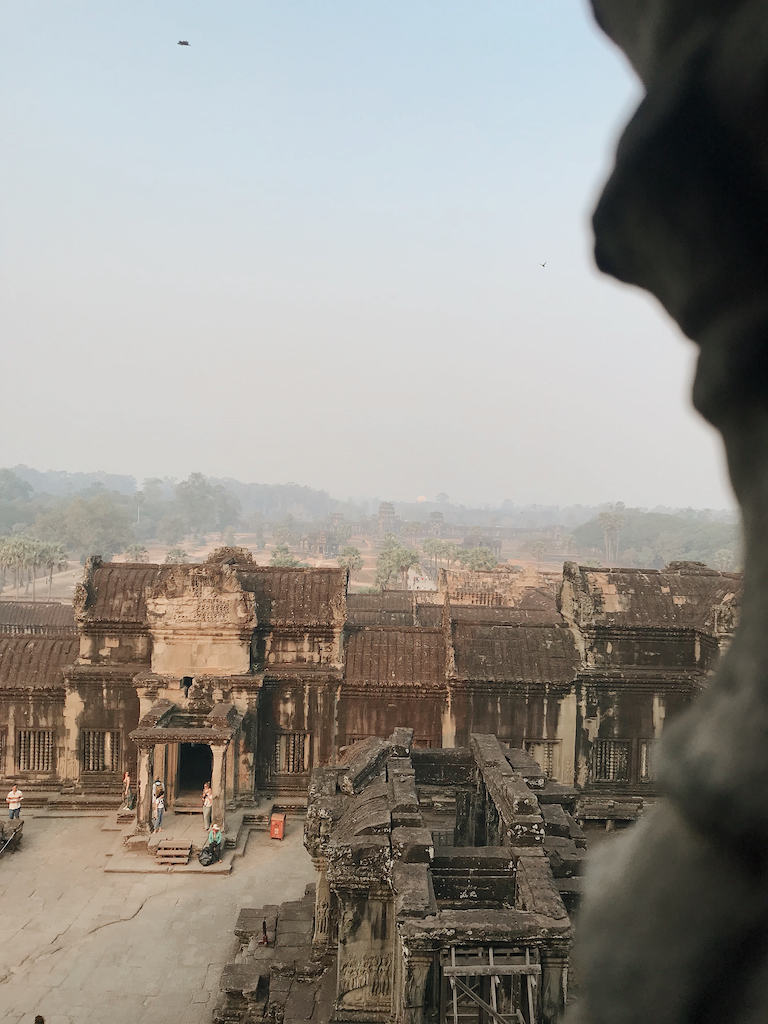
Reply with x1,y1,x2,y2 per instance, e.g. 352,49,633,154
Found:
217,729,579,1024
0,555,738,839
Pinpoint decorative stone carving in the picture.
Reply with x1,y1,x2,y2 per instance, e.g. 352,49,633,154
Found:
338,953,392,1002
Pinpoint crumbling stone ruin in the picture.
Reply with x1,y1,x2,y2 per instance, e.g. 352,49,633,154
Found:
569,3,768,1023
0,553,739,840
218,728,580,1024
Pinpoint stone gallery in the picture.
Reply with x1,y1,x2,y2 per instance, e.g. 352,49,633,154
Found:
0,549,738,835
217,729,575,1024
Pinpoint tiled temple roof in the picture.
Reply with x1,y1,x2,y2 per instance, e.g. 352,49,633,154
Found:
238,567,346,627
452,623,579,684
345,627,446,687
564,563,741,631
0,600,76,634
76,562,158,624
0,636,79,689
450,605,561,626
347,591,414,626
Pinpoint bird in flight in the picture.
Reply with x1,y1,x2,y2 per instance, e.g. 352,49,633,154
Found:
178,40,190,46
540,262,547,268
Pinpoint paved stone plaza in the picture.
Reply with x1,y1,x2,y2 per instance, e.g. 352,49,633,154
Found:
0,812,315,1024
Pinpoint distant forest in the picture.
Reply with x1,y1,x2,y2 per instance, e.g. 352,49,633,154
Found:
0,465,741,572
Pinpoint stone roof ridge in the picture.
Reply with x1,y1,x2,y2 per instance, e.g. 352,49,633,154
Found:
347,623,443,633
471,734,546,847
338,729,414,795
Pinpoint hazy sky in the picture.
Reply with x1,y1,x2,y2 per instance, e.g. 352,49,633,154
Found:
1,2,735,509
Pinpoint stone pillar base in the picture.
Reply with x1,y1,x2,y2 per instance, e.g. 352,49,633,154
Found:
123,833,151,854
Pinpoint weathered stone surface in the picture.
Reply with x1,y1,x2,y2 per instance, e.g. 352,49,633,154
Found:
541,803,571,839
543,837,586,879
220,963,267,995
573,4,768,1023
235,906,279,940
391,826,434,863
516,855,570,921
393,863,437,919
338,736,391,795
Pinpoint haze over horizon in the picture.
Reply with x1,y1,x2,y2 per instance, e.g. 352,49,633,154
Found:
1,2,734,510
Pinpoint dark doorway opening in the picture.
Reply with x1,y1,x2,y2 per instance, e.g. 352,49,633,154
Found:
178,743,212,793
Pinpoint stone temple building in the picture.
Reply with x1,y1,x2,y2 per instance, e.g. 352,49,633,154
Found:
218,729,577,1024
0,550,739,832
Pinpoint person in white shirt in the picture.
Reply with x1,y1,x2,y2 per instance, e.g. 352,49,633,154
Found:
202,782,213,831
6,784,23,819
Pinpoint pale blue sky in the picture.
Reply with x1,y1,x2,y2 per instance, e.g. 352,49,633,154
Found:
1,2,734,508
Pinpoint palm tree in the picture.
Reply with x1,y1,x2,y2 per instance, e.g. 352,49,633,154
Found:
337,546,363,577
6,536,35,598
40,542,69,595
0,538,12,594
598,503,626,565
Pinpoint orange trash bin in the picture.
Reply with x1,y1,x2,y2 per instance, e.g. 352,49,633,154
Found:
270,813,286,840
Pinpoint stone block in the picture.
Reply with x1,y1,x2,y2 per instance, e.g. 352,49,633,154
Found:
284,979,317,1019
394,863,437,918
506,815,545,846
542,802,571,838
220,963,267,996
388,727,414,755
391,827,434,863
235,907,279,940
339,737,391,795
565,812,586,848
543,836,586,878
391,811,423,829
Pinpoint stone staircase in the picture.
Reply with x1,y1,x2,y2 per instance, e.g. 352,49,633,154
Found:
155,839,192,866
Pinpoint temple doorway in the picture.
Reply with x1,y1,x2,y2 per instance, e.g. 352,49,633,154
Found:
178,742,212,794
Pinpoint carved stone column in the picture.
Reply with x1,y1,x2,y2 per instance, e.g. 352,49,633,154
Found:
135,743,154,835
211,743,227,831
401,951,432,1024
540,944,568,1024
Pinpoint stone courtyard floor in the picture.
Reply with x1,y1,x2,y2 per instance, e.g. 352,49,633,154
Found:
0,811,315,1024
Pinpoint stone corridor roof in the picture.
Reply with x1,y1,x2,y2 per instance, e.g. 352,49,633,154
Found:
345,627,446,688
0,636,79,689
347,591,414,626
0,600,76,634
563,562,741,631
238,567,346,627
452,623,579,684
75,561,157,625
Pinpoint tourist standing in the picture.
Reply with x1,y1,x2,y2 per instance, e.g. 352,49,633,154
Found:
6,783,23,819
122,771,133,809
153,790,164,832
202,781,213,831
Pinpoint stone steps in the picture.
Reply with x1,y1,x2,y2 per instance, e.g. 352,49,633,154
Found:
155,839,192,865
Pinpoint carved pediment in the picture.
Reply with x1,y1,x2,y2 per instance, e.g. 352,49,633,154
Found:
146,564,257,632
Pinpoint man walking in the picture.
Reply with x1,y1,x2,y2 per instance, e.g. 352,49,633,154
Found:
202,782,213,831
6,783,23,819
